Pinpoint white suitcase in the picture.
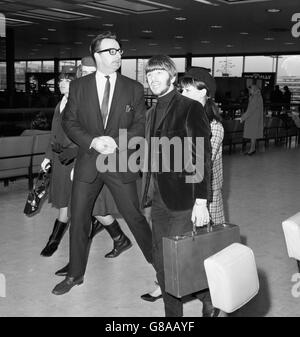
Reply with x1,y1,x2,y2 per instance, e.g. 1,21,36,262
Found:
204,243,259,313
282,212,300,271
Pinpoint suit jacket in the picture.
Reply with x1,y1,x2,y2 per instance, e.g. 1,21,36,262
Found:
141,90,212,211
62,71,146,183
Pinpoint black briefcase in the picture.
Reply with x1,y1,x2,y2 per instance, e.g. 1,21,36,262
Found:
163,223,240,298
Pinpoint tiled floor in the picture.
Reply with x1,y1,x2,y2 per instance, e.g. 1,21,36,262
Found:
0,142,300,317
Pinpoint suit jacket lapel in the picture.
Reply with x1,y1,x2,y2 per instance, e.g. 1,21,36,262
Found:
88,73,104,131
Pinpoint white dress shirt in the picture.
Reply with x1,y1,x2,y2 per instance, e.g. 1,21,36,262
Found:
60,95,68,113
95,70,117,128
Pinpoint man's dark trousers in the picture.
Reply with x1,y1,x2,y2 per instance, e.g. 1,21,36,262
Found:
69,171,152,279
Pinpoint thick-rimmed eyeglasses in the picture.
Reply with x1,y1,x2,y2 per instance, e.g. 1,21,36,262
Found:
95,48,124,56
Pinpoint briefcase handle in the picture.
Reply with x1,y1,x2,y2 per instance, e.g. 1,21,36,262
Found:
192,218,229,240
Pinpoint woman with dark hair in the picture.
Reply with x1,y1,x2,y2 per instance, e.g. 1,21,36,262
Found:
40,67,78,257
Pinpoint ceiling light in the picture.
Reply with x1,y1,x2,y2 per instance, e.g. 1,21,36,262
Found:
120,39,129,42
48,28,56,32
87,34,95,37
40,37,48,40
240,32,249,35
175,35,184,39
266,9,281,13
148,43,158,46
226,44,233,47
264,37,274,40
211,25,222,29
142,29,152,33
284,42,295,45
175,17,187,21
174,46,182,49
103,23,114,27
201,40,210,43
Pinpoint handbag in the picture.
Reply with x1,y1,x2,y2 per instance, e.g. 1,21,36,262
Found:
23,166,51,216
163,221,240,298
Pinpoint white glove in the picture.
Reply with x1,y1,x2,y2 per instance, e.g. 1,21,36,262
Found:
191,199,210,227
41,158,51,172
70,168,74,181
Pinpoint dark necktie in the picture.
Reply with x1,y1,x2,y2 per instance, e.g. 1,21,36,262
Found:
101,75,110,126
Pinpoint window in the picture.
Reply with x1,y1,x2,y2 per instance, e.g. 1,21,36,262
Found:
27,61,42,72
171,57,186,73
121,59,136,80
15,61,26,91
42,60,54,72
244,56,276,73
59,60,76,72
192,57,213,72
277,55,300,104
137,58,149,89
214,56,243,77
0,62,6,90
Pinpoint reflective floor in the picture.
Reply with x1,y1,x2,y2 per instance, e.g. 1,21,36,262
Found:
0,141,300,317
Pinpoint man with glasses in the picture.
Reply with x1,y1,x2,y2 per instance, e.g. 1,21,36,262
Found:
52,31,152,295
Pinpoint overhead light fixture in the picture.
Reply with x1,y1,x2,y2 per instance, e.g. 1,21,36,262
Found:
211,25,222,29
48,28,56,31
174,46,182,49
49,7,94,17
103,23,114,27
264,37,274,40
148,43,158,46
87,34,95,37
226,44,233,47
284,42,295,45
40,37,48,40
201,40,211,43
266,8,281,13
193,0,219,5
142,29,152,33
175,35,184,39
175,17,187,21
120,39,129,42
240,32,249,35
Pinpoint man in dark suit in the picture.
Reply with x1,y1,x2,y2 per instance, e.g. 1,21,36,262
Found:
52,31,152,295
141,55,212,316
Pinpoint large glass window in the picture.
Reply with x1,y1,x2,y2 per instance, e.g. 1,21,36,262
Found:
277,55,300,104
214,56,243,77
27,61,42,72
192,57,213,72
15,61,26,91
137,58,149,88
121,59,136,80
244,56,276,73
42,60,54,72
0,62,6,90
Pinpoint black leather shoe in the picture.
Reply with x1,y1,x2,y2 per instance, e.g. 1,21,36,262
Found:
52,276,83,295
247,150,256,156
55,263,69,277
141,293,162,302
89,217,105,239
104,234,132,258
202,301,220,317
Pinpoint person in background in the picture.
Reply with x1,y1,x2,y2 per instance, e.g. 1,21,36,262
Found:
40,66,77,257
283,85,292,111
240,84,264,155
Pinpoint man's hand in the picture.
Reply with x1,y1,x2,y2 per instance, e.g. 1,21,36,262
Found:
191,199,209,227
58,147,77,165
91,136,118,154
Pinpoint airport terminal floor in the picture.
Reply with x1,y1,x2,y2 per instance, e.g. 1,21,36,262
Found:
0,142,300,317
